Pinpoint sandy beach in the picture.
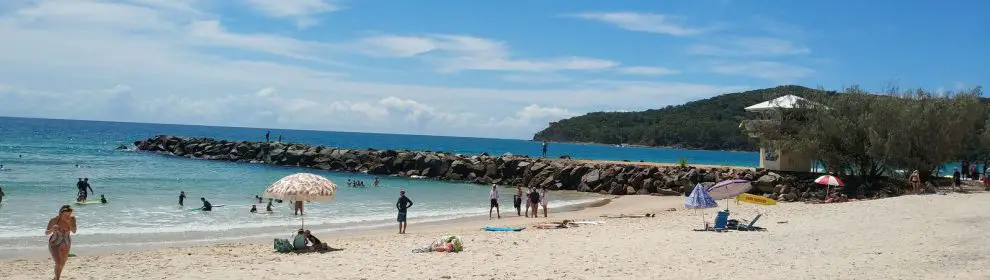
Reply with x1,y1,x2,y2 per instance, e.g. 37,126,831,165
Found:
4,192,989,280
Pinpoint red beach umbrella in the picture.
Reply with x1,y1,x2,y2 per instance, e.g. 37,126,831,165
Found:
814,175,844,187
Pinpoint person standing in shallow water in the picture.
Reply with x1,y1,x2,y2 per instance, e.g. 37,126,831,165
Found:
513,185,523,216
542,141,548,158
294,200,304,215
46,205,76,280
178,191,186,206
396,190,413,234
489,184,501,219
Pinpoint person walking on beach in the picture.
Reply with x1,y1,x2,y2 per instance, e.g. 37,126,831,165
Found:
953,168,962,191
46,205,76,280
396,190,413,234
961,160,970,179
908,170,921,194
541,141,548,158
200,197,213,211
489,184,501,219
178,191,186,206
528,186,541,218
513,185,523,216
266,199,274,212
540,185,549,218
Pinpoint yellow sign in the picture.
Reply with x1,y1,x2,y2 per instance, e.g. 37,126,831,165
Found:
736,193,777,206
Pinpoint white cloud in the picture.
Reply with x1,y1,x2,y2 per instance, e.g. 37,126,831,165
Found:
501,74,571,84
618,66,679,76
707,61,814,80
186,20,325,60
687,37,810,57
357,34,619,72
569,12,707,36
244,0,339,28
0,0,752,139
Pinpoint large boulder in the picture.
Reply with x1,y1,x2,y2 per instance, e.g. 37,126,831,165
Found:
368,164,389,175
581,169,602,186
755,172,782,192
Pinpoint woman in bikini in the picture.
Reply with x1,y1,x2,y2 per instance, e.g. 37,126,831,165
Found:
908,170,921,194
46,205,76,280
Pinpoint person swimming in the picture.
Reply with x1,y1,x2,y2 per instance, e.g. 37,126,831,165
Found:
255,195,263,203
250,205,257,213
200,197,212,211
99,194,107,204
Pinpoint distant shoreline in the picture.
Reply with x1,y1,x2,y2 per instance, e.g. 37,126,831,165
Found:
532,139,759,153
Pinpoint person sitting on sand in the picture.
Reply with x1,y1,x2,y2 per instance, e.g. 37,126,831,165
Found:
250,205,257,213
99,194,107,204
292,229,307,251
304,230,328,250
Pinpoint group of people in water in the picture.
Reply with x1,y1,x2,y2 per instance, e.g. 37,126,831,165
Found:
346,177,380,188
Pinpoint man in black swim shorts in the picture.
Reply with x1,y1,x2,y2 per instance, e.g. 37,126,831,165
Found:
489,184,500,219
396,190,413,234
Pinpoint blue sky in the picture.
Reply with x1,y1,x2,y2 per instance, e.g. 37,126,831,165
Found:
0,0,986,139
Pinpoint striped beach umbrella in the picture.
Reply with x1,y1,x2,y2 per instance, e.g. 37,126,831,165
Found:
264,173,338,229
814,175,844,187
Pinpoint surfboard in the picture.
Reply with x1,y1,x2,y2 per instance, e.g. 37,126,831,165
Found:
74,200,103,205
483,226,525,232
189,204,226,211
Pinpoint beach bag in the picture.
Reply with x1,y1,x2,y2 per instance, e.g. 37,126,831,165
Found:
273,238,294,253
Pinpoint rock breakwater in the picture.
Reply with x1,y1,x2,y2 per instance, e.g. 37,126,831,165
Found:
133,135,821,198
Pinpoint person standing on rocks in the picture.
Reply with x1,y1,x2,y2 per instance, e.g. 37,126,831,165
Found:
489,184,501,219
265,131,270,142
541,141,548,158
396,190,413,234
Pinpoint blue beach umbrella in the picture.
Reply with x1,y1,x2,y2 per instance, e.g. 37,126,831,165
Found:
685,184,718,209
685,184,718,229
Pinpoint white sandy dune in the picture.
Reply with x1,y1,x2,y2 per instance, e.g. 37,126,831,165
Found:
4,193,990,280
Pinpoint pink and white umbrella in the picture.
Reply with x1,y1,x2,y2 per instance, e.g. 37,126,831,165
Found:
814,175,844,186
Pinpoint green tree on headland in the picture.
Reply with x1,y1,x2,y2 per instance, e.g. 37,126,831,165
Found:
533,85,832,151
753,85,986,182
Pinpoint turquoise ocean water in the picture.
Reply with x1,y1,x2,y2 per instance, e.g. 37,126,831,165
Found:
0,117,758,258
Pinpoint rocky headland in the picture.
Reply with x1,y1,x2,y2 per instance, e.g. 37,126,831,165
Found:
133,135,842,201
